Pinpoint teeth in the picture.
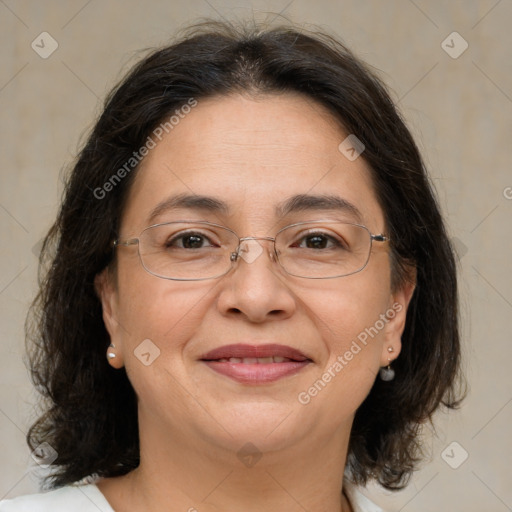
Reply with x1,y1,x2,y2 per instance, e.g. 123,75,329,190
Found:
220,356,293,364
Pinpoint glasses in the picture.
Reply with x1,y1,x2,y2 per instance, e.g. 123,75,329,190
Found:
113,220,390,280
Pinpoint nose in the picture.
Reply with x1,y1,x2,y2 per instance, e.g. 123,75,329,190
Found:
217,238,297,323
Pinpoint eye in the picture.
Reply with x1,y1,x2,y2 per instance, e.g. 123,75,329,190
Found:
166,231,217,249
294,231,345,250
296,233,339,249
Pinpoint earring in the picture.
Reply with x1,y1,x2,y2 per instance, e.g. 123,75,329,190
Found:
107,343,116,360
379,346,395,381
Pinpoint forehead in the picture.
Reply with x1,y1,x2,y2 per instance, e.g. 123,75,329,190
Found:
121,93,385,233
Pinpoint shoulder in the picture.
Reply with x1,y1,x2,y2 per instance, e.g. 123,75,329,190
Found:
0,484,113,512
344,480,387,512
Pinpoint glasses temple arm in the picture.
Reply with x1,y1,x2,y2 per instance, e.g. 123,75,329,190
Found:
113,238,139,247
371,234,390,243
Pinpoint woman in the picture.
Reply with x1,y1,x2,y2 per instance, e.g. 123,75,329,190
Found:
1,20,463,512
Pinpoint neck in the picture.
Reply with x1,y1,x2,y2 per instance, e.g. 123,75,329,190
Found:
101,414,354,512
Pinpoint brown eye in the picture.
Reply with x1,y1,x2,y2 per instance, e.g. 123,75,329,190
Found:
166,232,214,249
294,232,344,250
301,234,331,249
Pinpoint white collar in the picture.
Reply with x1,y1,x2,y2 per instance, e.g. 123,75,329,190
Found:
344,480,385,512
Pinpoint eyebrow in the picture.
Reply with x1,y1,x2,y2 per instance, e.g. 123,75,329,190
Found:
148,193,229,224
276,194,363,223
147,192,363,224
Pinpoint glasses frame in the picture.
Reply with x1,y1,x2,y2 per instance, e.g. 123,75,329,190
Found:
113,219,390,281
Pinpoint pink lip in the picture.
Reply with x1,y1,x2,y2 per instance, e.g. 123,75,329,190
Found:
199,344,312,384
200,343,310,361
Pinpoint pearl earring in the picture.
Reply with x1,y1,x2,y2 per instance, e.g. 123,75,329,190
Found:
379,346,395,381
107,343,116,360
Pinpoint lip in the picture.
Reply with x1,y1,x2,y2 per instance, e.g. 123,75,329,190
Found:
200,343,311,362
199,344,313,384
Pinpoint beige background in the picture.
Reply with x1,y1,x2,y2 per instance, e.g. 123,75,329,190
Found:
1,1,511,510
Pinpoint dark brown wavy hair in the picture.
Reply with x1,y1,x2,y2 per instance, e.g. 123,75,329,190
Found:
26,19,464,491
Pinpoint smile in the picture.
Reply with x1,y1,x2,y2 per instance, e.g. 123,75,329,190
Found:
214,356,294,363
200,343,312,384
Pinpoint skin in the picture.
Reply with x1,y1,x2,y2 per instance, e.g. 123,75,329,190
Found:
95,92,416,512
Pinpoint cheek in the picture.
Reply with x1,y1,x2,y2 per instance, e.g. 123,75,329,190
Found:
297,298,388,424
114,269,217,410
311,265,390,345
115,260,217,355
303,264,391,399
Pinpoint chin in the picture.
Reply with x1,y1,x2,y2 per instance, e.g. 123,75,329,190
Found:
206,401,309,449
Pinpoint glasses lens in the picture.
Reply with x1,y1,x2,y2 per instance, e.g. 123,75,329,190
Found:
275,221,372,278
138,222,237,280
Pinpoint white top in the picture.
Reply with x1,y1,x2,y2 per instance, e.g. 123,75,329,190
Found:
0,481,384,512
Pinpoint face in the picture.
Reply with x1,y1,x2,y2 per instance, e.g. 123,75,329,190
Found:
97,93,414,461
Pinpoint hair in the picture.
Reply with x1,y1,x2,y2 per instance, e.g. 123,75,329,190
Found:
26,18,464,491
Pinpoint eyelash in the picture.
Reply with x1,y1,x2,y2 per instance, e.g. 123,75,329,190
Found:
164,230,346,250
165,231,218,248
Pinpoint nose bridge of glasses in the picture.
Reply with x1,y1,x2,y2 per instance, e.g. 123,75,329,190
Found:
238,236,275,243
232,236,277,265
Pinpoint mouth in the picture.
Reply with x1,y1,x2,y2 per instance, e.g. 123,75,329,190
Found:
199,344,313,384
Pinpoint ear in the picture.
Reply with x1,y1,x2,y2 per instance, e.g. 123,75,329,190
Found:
94,268,125,369
380,268,416,366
